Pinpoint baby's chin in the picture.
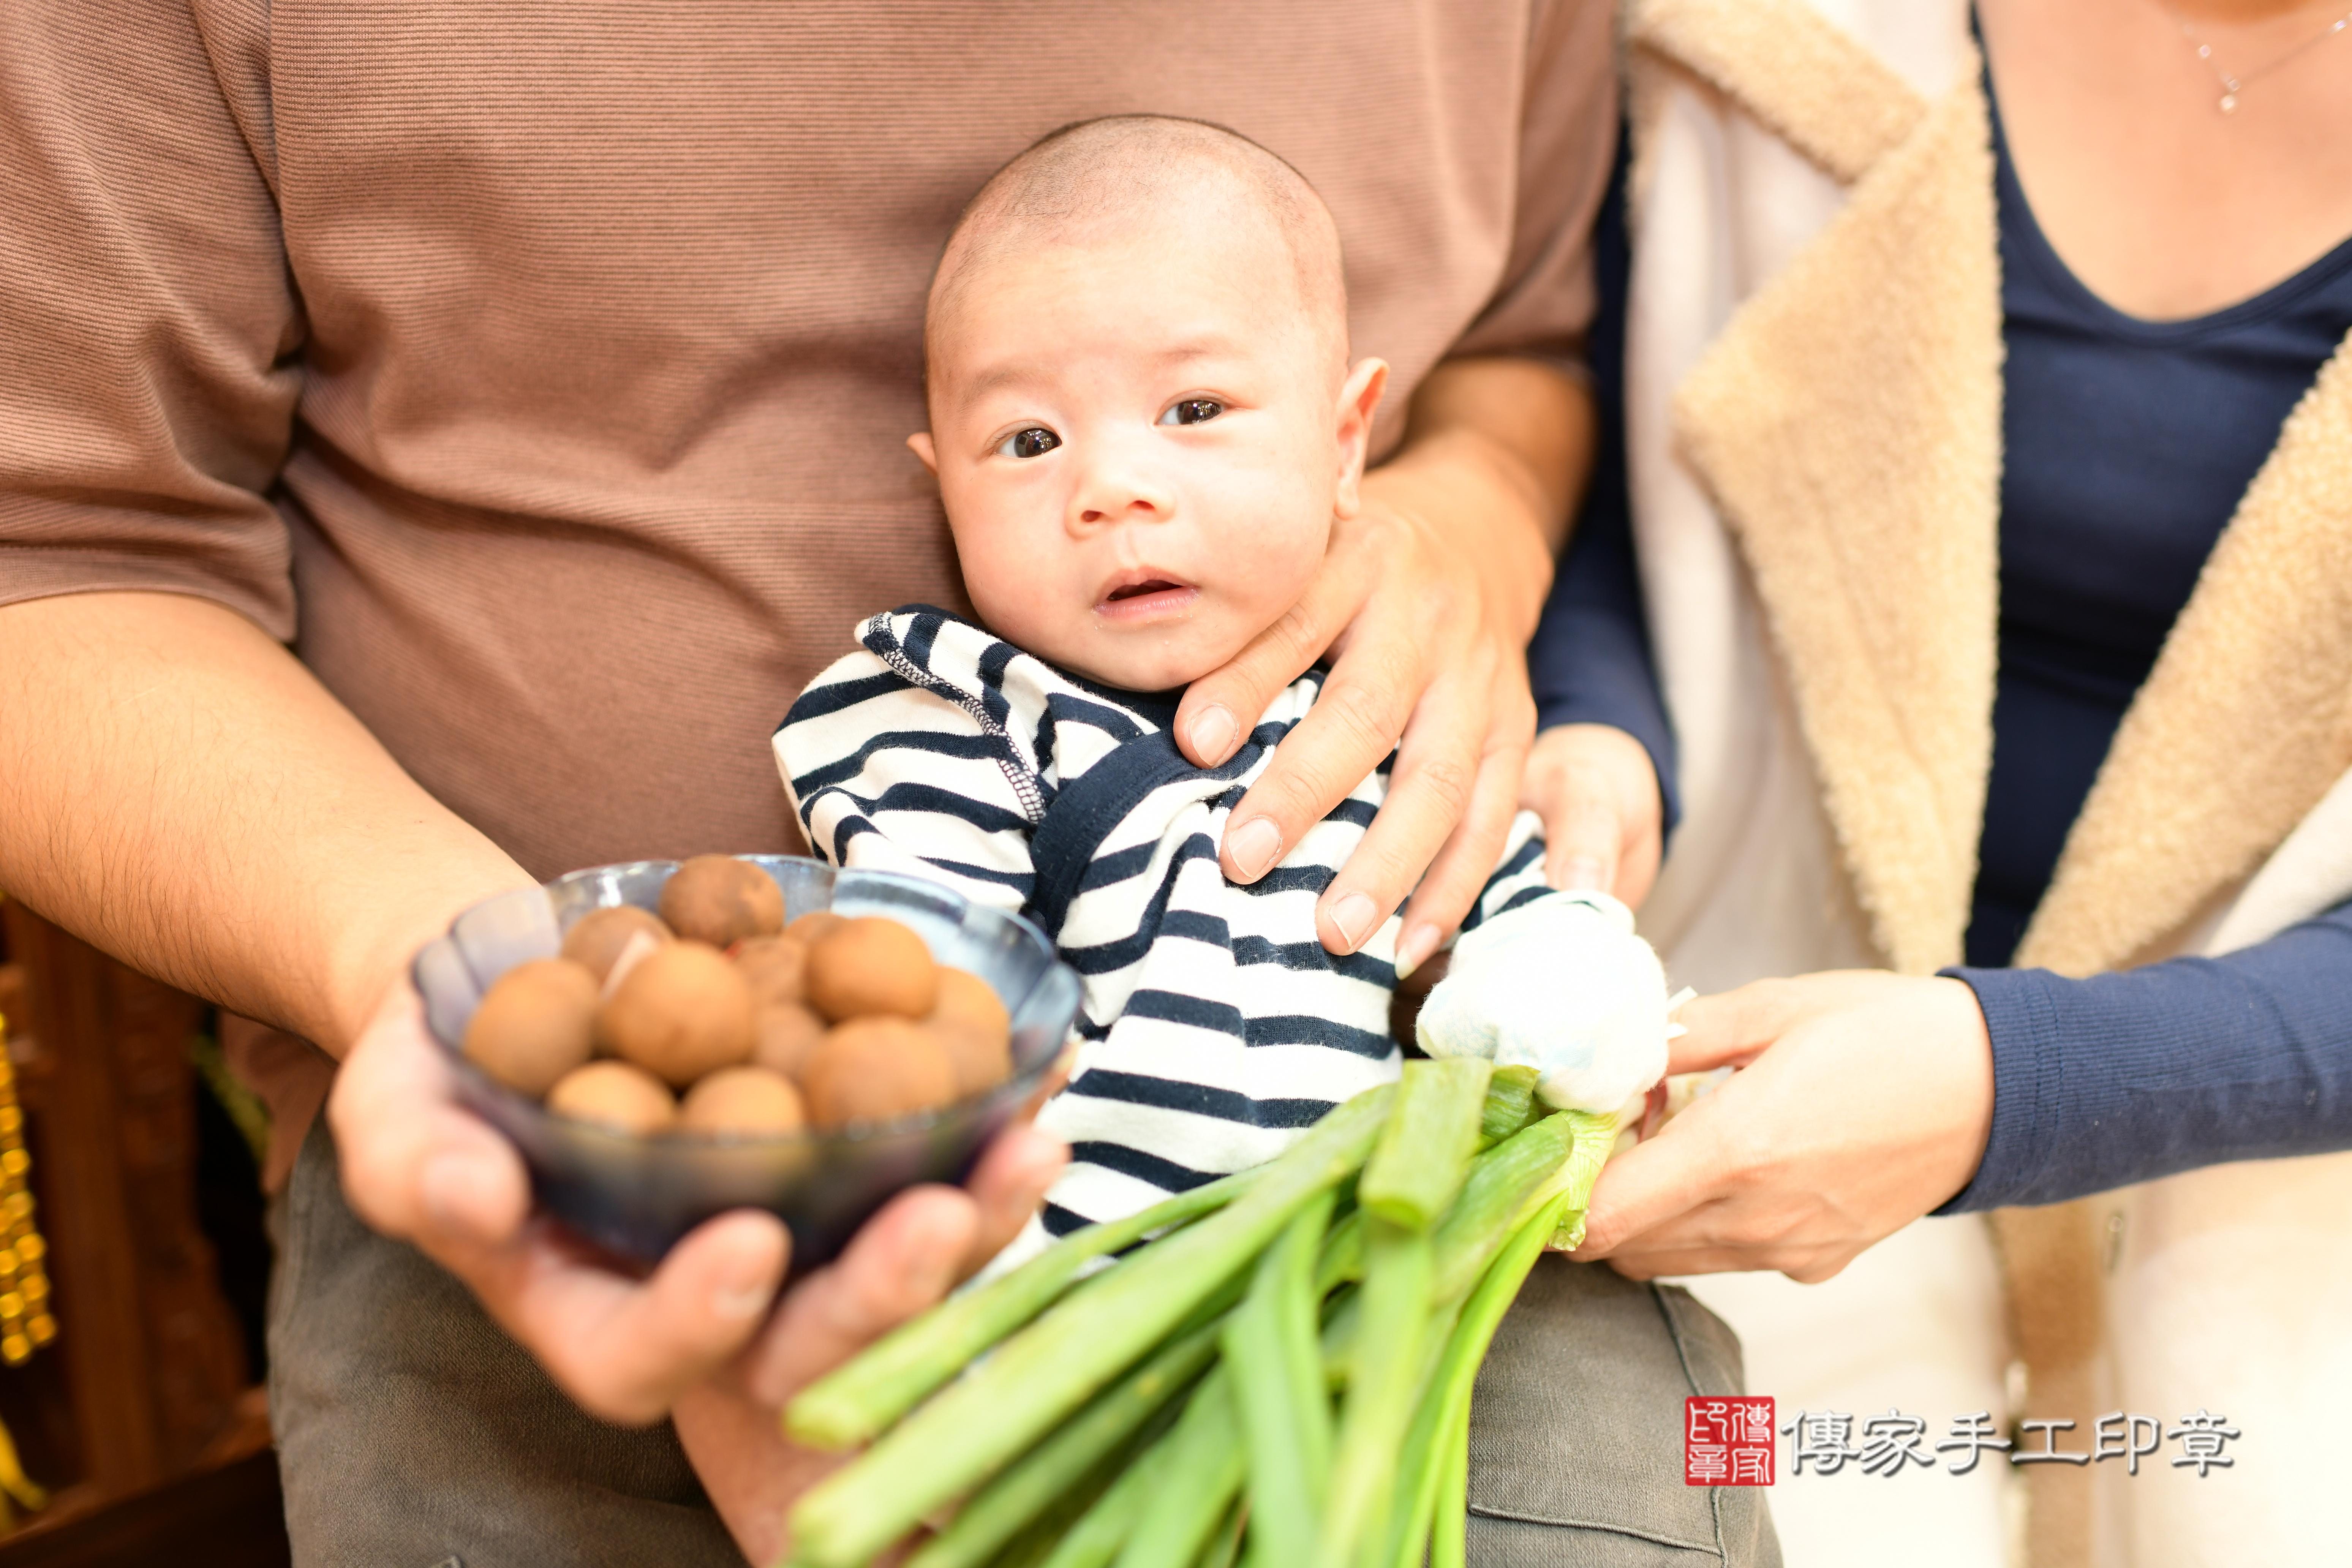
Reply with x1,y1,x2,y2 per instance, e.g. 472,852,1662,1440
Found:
1049,635,1237,696
1015,617,1248,695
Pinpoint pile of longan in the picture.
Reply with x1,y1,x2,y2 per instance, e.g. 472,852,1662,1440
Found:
461,856,1013,1138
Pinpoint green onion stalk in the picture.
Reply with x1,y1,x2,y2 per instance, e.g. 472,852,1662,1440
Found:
790,1089,1392,1568
792,1170,1256,1451
1223,1194,1333,1568
780,1073,1627,1568
1113,1367,1247,1568
1383,1108,1621,1568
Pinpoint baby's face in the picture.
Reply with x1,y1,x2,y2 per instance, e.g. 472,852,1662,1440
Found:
913,212,1385,692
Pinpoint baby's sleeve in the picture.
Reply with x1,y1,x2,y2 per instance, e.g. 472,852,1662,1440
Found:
774,651,1041,915
1457,809,1555,935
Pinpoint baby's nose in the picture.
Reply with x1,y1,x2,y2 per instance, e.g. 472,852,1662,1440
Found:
1072,439,1176,526
1079,499,1167,525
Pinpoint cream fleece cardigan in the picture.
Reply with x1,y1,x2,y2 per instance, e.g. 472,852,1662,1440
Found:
1621,2,2352,1565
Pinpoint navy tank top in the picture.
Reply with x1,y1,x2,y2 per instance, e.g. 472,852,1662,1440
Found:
1966,85,2352,966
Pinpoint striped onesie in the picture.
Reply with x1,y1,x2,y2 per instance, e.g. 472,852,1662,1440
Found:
775,606,1552,1249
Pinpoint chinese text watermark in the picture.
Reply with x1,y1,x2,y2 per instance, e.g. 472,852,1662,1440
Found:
1686,1399,2241,1486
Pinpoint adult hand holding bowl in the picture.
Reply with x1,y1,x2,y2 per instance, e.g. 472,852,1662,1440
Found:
335,854,1078,1426
414,855,1080,1265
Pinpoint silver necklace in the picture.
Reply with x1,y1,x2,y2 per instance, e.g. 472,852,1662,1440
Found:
2171,3,2352,112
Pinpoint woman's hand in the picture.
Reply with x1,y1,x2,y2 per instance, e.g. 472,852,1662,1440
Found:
1176,357,1593,976
1574,972,1996,1283
673,1126,1067,1565
1518,722,1663,904
330,981,1067,1431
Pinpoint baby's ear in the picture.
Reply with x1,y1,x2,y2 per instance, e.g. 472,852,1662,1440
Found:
906,431,940,475
1331,358,1389,518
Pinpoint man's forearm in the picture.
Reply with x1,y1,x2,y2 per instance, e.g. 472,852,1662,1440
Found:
1391,354,1595,556
1350,355,1594,663
0,591,533,1054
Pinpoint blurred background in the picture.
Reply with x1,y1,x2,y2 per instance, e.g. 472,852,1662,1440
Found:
0,895,291,1565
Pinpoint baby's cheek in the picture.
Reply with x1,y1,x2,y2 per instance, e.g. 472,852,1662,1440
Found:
971,573,1081,664
1201,499,1328,619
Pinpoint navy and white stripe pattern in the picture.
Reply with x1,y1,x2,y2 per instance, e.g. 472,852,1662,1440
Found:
776,606,1551,1248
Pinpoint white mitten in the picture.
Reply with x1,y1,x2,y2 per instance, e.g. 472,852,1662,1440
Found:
1413,891,1675,1114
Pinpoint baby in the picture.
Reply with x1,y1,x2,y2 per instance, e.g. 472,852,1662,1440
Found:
776,116,1668,1252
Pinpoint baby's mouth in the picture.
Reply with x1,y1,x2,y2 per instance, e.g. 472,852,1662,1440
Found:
1096,575,1200,621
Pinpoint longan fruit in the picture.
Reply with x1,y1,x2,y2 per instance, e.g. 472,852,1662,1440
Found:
559,905,672,985
929,968,1013,1094
547,1060,677,1135
801,1017,958,1130
785,909,846,946
806,917,938,1023
463,958,598,1097
597,939,755,1088
732,934,809,1008
659,855,786,948
678,1065,806,1138
751,1002,829,1081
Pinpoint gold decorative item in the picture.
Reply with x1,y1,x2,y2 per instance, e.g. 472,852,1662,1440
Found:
0,985,53,1525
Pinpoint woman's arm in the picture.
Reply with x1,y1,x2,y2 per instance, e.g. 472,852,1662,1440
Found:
1943,902,2352,1209
1516,129,1673,909
1577,900,2352,1279
1517,430,1672,905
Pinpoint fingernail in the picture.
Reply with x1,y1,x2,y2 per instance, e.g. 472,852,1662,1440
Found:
711,1276,773,1322
1559,855,1608,892
1188,705,1237,763
916,1204,969,1258
1227,817,1282,880
1015,1130,1071,1187
1394,922,1440,980
715,1279,771,1316
420,1150,498,1239
1328,892,1377,953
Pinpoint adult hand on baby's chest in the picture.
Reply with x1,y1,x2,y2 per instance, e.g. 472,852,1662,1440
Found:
1169,414,1565,978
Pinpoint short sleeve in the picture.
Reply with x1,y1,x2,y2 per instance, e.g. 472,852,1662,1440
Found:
1448,0,1620,365
0,0,303,636
775,653,1042,916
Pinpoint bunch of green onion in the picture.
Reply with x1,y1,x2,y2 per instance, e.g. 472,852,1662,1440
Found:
784,1058,1618,1568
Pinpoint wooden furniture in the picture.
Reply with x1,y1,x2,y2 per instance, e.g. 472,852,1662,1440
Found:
0,901,262,1534
0,1449,288,1568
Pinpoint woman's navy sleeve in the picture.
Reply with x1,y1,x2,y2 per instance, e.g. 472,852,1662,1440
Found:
1937,897,2352,1212
1523,131,1681,835
1528,484,1680,836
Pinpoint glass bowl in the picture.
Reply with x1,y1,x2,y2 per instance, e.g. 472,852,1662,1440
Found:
411,856,1080,1268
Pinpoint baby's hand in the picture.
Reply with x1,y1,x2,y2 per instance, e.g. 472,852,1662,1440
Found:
1413,891,1673,1115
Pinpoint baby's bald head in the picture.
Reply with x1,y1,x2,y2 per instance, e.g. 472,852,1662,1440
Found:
928,116,1349,377
909,116,1388,694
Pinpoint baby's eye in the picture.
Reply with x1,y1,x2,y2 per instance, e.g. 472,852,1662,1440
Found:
996,427,1061,459
1159,398,1224,427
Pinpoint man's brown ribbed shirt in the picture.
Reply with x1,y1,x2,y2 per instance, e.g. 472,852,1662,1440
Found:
2,3,1619,1533
2,2,1610,895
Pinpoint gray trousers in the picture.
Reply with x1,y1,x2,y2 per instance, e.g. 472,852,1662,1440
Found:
271,1125,1777,1566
